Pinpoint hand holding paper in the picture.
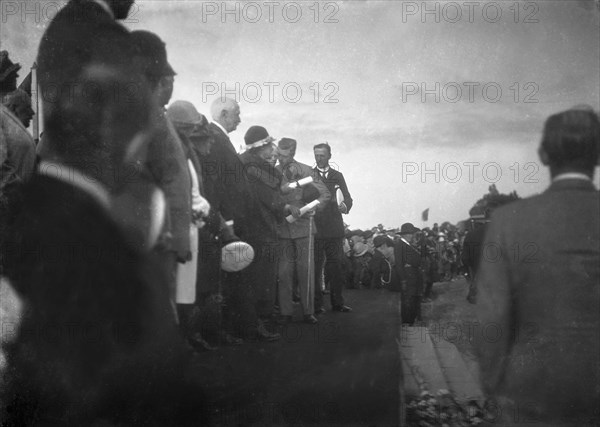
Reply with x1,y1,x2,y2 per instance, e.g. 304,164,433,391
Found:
284,176,313,192
286,200,320,223
335,185,347,213
338,201,348,214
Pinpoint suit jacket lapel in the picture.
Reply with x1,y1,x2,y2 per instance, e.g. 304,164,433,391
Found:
209,122,237,155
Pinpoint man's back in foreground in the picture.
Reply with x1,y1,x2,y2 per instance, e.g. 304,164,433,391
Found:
476,107,600,426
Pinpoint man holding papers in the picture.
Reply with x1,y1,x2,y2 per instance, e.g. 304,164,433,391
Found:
313,143,354,313
276,138,331,324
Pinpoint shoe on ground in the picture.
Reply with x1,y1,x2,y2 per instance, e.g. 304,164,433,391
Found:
276,315,293,325
332,305,352,312
189,333,218,351
218,330,243,346
315,307,326,315
257,320,281,342
303,314,318,324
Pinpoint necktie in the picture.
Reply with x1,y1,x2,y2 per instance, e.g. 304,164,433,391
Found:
283,164,294,181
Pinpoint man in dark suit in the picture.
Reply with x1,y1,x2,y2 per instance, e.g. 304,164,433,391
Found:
36,0,136,161
313,143,353,313
394,223,424,324
372,226,423,325
0,65,205,425
475,107,600,426
201,97,255,342
205,97,248,236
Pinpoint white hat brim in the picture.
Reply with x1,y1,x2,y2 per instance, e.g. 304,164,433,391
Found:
221,241,255,272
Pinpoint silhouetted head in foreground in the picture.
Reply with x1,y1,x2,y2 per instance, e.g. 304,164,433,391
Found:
538,106,600,179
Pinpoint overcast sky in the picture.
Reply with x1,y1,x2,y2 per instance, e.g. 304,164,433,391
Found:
3,0,599,229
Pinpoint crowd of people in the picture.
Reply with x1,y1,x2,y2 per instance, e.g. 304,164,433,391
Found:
1,0,599,426
341,221,468,288
0,0,358,423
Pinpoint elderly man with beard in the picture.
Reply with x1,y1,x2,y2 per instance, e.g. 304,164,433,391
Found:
202,97,255,344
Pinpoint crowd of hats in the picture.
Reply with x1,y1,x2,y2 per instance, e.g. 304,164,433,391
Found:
344,185,521,252
346,220,462,249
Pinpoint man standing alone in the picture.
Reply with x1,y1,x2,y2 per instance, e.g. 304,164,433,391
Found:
475,107,600,425
313,143,353,313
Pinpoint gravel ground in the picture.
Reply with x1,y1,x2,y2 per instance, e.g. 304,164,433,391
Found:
420,276,482,384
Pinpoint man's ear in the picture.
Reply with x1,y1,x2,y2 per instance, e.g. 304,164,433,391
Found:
538,146,550,166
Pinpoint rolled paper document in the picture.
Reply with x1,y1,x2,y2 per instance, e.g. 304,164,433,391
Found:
285,176,313,191
335,185,344,206
297,176,313,187
286,200,320,223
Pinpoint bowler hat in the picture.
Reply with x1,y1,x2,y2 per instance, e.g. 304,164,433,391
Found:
131,31,176,77
0,51,21,80
399,223,420,235
373,235,393,248
362,230,374,239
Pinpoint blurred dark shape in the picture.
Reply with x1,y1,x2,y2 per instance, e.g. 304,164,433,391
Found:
17,70,31,97
0,65,206,425
0,50,21,94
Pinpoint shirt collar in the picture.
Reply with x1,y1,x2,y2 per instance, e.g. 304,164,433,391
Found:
552,172,591,183
90,0,114,18
38,161,111,210
316,166,330,175
212,121,228,135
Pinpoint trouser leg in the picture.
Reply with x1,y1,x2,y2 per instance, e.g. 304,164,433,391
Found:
401,295,421,324
222,271,256,338
278,239,296,316
323,238,345,307
248,239,278,319
295,237,314,316
314,238,326,309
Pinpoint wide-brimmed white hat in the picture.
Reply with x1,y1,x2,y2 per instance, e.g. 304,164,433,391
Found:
221,241,255,272
353,242,369,257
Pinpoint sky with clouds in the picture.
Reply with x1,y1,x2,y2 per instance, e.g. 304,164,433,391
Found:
2,0,599,229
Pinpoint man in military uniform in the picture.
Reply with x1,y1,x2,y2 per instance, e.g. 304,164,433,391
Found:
277,138,330,324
